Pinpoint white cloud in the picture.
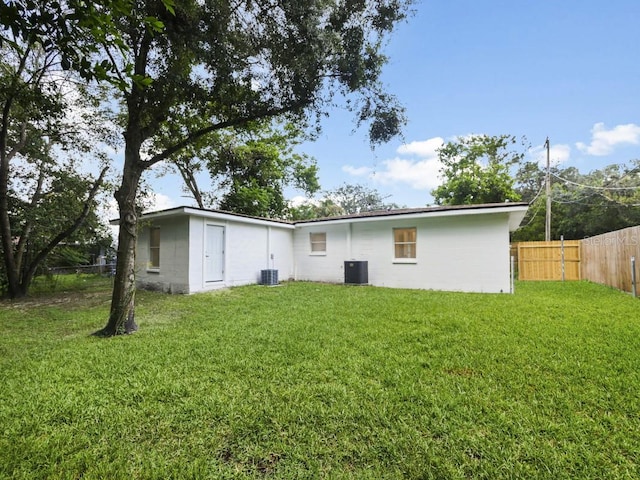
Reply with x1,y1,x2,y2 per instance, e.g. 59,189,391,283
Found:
576,122,640,156
529,143,571,166
342,165,373,177
342,136,445,191
288,195,313,207
145,192,176,213
396,137,444,157
100,193,176,246
371,157,443,190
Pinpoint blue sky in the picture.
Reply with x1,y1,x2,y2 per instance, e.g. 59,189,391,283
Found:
147,0,640,211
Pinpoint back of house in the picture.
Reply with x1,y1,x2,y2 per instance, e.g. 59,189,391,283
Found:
129,202,528,294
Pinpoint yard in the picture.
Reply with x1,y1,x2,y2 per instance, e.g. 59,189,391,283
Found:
0,277,639,479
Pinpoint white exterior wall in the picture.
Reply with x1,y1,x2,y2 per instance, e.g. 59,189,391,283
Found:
268,227,296,281
294,213,512,293
134,205,523,295
421,214,510,293
187,216,294,293
293,223,350,283
136,217,190,293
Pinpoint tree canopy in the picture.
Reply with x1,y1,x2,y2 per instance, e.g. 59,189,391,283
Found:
91,0,413,335
287,183,401,220
513,160,640,241
0,0,175,84
325,183,401,214
432,134,525,205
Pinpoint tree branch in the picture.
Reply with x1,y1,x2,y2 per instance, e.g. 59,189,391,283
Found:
142,103,304,169
0,43,33,296
101,41,127,87
1,44,32,163
22,166,109,284
15,161,47,275
175,160,205,209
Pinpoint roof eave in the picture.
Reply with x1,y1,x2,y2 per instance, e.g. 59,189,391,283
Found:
112,206,295,229
294,203,529,227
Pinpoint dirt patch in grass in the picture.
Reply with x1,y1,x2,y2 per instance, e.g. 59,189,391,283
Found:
2,289,111,311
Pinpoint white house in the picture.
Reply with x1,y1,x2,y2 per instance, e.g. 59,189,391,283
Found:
128,202,528,294
133,208,295,294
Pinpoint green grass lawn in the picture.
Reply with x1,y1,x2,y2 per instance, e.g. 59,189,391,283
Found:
1,278,639,479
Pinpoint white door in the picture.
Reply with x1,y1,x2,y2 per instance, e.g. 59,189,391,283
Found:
205,225,224,282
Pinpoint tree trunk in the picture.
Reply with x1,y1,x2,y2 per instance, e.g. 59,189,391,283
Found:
95,138,144,336
0,48,30,299
0,154,22,298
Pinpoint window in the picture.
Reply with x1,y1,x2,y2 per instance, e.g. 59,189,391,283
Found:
149,227,160,269
310,232,326,253
394,227,416,259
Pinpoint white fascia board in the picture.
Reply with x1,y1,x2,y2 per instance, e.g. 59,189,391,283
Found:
153,207,295,229
295,205,529,229
507,207,529,231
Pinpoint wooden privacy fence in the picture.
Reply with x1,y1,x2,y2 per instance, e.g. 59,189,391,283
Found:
512,225,640,295
581,225,640,294
515,240,582,281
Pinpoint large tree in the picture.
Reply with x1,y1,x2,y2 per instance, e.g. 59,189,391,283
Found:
432,134,525,205
0,33,110,298
91,0,411,335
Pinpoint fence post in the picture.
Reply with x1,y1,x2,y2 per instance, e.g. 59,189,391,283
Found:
561,235,565,282
510,255,515,294
632,256,637,298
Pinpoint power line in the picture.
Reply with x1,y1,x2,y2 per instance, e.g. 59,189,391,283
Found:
519,199,544,227
550,172,640,191
526,183,546,205
550,190,640,207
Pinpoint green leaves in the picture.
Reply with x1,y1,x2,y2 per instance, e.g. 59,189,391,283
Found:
433,134,526,206
161,0,176,15
143,16,165,33
513,159,640,241
131,74,153,88
0,0,172,86
326,183,401,214
209,121,320,218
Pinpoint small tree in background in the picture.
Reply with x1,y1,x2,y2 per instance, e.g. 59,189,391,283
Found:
171,121,320,218
325,183,401,214
287,184,402,221
432,134,525,205
287,199,345,221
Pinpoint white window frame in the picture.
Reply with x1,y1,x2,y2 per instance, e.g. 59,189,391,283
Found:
393,227,417,263
309,232,327,255
148,227,161,271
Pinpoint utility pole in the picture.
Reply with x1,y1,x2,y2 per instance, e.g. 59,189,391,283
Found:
544,137,551,241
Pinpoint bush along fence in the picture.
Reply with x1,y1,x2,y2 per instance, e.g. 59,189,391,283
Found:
512,225,640,296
